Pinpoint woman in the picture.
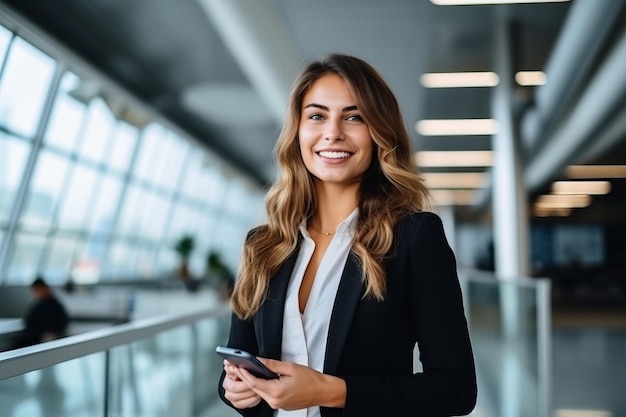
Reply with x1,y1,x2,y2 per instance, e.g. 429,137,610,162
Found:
218,53,477,416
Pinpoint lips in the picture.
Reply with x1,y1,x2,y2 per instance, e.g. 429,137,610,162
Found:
317,150,353,159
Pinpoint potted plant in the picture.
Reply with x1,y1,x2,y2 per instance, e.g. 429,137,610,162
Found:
206,250,235,299
174,234,195,282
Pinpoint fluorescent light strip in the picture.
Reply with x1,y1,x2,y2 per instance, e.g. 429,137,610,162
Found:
551,181,611,195
534,207,571,217
416,119,499,136
430,189,476,206
535,201,590,209
553,410,612,417
420,72,499,88
566,165,626,179
416,150,493,167
422,172,487,188
516,71,547,86
431,0,569,5
536,194,592,207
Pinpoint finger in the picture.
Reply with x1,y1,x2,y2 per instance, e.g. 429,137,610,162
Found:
224,388,261,408
224,365,241,381
257,357,289,376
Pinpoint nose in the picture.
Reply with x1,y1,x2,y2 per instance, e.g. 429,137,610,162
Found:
324,118,344,141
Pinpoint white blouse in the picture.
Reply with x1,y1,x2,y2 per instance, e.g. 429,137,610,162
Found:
276,209,358,417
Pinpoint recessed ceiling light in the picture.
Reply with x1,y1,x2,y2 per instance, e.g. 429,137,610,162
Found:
551,181,611,195
420,72,499,88
431,0,569,5
416,150,494,167
516,71,547,86
422,172,487,188
416,119,499,136
565,165,626,179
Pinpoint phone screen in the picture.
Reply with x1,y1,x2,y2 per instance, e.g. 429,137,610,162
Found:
216,346,279,379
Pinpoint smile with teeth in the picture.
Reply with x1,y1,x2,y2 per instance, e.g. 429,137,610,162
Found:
317,151,352,159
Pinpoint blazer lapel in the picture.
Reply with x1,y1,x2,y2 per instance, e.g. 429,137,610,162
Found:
323,252,364,375
258,247,299,360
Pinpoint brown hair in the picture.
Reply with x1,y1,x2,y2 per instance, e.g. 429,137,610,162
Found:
231,53,429,319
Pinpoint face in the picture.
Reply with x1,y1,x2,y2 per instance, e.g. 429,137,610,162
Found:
298,73,374,188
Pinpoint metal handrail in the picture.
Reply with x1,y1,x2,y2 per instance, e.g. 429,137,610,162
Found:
0,304,230,381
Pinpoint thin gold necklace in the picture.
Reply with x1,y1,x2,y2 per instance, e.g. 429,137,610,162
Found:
309,223,334,236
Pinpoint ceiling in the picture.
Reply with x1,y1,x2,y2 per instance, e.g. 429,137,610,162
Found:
2,0,626,222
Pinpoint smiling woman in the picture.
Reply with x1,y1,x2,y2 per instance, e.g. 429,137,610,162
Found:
218,53,477,417
298,73,374,189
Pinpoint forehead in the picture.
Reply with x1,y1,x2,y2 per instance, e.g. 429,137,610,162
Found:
302,73,356,104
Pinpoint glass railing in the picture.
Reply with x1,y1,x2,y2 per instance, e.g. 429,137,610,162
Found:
1,273,551,417
0,302,232,417
460,270,552,417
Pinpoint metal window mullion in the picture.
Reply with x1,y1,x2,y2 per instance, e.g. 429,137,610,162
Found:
98,124,144,281
68,118,123,275
0,61,66,283
36,94,94,277
35,157,79,274
151,143,192,271
0,30,15,87
77,119,118,233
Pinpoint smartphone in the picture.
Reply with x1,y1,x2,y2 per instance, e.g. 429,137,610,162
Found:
216,345,279,379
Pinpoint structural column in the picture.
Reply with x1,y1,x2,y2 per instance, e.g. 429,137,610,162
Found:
491,17,531,417
491,19,529,280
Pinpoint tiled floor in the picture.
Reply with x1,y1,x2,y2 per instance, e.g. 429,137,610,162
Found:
551,328,626,416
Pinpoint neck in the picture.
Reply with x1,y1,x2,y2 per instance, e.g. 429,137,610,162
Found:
310,188,358,236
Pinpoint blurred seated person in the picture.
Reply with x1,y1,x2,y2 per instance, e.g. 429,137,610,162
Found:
11,276,69,349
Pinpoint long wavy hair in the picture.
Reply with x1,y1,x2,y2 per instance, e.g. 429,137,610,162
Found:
231,53,429,320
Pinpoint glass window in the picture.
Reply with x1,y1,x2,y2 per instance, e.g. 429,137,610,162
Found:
57,163,98,230
167,204,196,242
154,247,177,276
180,152,201,199
88,174,123,235
71,237,102,284
133,123,166,184
0,133,31,225
0,37,56,138
41,234,79,284
4,232,47,284
77,97,115,164
154,133,187,191
104,239,138,279
20,150,70,229
116,183,150,238
135,245,157,278
141,193,170,240
44,72,87,153
0,25,12,64
107,121,139,172
201,165,228,208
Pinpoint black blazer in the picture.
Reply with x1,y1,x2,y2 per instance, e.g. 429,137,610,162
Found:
219,212,477,416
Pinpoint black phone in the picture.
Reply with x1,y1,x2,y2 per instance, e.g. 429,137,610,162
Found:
216,346,279,379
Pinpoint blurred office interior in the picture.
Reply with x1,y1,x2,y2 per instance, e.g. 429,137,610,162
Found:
0,0,625,416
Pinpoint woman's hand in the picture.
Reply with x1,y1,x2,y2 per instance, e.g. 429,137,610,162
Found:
222,360,262,409
237,358,346,411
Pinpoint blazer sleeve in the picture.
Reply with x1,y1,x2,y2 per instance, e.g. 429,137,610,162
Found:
342,212,477,416
217,312,264,417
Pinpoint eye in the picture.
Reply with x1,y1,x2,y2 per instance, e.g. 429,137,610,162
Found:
346,114,363,122
308,113,324,120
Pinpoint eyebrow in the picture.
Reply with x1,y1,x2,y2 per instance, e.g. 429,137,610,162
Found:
303,103,359,112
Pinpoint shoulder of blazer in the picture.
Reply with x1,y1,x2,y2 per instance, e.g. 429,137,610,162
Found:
394,210,442,237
